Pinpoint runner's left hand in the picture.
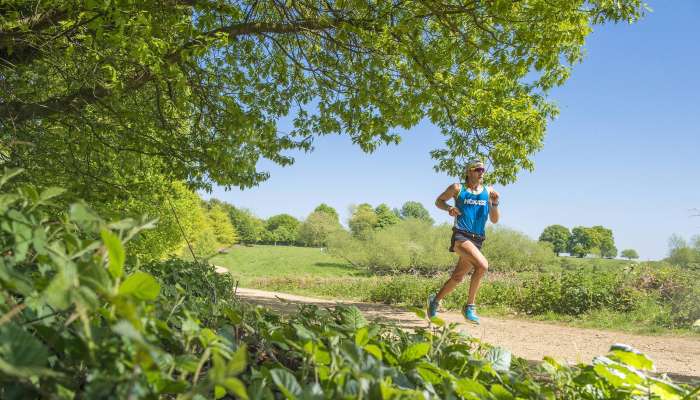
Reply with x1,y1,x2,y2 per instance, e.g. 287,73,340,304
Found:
489,189,500,204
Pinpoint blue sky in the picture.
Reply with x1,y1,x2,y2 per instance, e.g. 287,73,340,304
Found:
204,1,700,260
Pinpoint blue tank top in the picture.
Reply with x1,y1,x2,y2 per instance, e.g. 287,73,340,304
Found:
454,183,489,236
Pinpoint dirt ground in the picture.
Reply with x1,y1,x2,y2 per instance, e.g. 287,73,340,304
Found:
234,286,700,381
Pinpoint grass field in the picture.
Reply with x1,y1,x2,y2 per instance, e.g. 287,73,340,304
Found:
210,244,361,285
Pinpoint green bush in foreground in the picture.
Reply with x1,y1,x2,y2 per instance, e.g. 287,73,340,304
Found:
1,172,697,399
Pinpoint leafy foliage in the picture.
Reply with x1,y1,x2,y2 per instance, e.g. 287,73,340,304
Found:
206,203,238,248
330,219,456,274
539,224,571,255
483,226,558,272
2,0,647,204
348,203,378,239
313,203,340,223
263,214,301,245
227,206,265,245
400,201,435,225
621,249,639,260
297,211,342,247
0,171,250,398
374,203,401,229
666,234,700,269
568,225,617,258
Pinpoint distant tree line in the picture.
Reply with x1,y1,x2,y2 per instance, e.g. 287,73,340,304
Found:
538,224,619,258
212,200,436,248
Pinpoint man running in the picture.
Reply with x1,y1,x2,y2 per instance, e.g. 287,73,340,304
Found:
428,159,500,324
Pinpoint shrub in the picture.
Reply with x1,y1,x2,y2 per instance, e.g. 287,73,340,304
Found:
482,226,559,272
327,220,456,274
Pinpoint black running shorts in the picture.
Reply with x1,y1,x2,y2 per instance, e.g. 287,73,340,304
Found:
449,227,485,252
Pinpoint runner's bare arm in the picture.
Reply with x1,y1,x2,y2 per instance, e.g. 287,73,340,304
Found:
435,184,461,217
488,186,500,223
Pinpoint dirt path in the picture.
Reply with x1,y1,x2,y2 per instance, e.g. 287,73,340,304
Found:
235,287,700,380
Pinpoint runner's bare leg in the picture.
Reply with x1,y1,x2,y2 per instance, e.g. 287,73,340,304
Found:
452,240,488,304
435,252,473,301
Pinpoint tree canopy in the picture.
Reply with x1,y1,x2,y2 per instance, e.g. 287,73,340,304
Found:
568,225,616,258
400,201,434,224
2,0,644,200
313,203,340,222
539,224,570,255
620,249,639,260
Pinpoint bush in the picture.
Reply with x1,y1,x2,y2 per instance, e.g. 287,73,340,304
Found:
482,226,559,272
0,170,247,398
327,220,456,274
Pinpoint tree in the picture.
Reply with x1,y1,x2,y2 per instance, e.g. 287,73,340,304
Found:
298,211,343,247
313,203,340,223
588,225,616,258
207,204,238,248
348,204,378,239
118,181,211,261
2,1,645,203
264,214,300,245
568,225,616,258
400,201,434,225
667,234,700,268
228,207,264,244
568,227,593,257
621,249,639,260
375,203,400,229
538,225,571,255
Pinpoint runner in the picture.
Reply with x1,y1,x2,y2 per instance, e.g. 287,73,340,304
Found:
428,159,500,324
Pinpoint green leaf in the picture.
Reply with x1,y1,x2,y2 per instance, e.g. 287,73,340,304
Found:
101,229,125,279
0,324,49,368
415,362,447,384
485,346,512,372
223,378,248,400
0,194,20,213
339,306,367,330
455,378,490,399
214,385,226,399
648,377,685,400
39,187,66,202
228,344,247,375
270,368,302,399
0,168,23,188
608,344,654,371
364,344,383,361
112,320,145,343
69,203,100,223
355,326,369,346
119,271,160,300
44,262,77,309
490,384,514,400
158,379,189,394
400,342,431,363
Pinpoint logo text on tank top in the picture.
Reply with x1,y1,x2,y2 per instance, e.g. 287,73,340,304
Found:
464,199,487,206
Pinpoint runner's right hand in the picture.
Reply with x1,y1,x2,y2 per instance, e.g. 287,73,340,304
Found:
448,206,461,217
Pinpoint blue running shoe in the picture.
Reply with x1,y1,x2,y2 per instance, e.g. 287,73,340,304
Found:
427,294,440,319
463,304,480,325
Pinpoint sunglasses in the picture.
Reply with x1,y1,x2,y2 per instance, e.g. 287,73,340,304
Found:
470,167,485,173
